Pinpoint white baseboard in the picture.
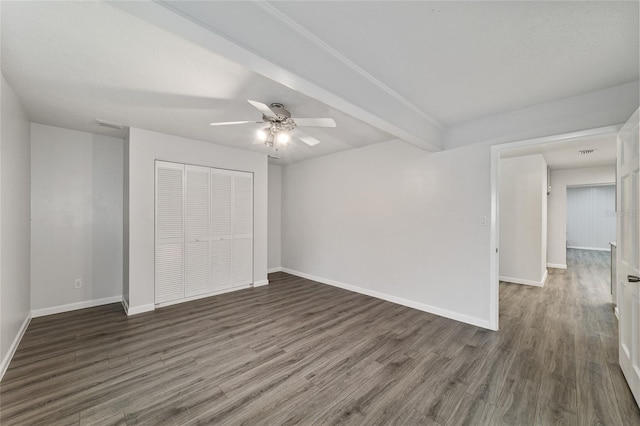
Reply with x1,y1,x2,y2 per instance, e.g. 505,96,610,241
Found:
567,246,610,252
500,270,548,287
253,279,269,287
547,263,567,270
31,296,122,318
281,268,492,330
154,284,253,310
126,303,155,315
1,312,32,381
267,267,282,273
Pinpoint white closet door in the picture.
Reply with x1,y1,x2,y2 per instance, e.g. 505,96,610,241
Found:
185,165,211,297
211,170,233,289
233,172,253,286
155,161,185,303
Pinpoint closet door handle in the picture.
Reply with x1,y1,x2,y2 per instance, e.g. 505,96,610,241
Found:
628,275,640,283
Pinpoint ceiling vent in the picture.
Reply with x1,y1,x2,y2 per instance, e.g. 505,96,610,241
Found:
95,119,125,130
578,149,596,155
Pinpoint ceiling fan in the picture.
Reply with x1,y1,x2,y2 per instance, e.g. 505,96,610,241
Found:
209,100,336,150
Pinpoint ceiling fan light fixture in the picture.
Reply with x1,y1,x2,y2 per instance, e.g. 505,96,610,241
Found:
257,128,269,142
276,131,290,144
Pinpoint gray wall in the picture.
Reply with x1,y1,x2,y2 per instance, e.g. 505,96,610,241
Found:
268,164,282,271
499,155,548,285
30,124,123,313
1,74,31,378
282,139,492,329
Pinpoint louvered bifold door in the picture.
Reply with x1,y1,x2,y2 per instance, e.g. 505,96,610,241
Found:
233,172,253,286
155,161,185,303
211,169,234,290
185,165,211,297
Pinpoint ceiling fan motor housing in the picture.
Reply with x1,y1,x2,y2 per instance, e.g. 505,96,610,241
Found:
268,103,291,120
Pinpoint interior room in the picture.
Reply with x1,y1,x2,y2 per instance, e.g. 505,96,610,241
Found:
1,1,639,424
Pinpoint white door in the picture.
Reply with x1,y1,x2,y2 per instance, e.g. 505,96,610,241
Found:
211,169,234,289
233,172,253,286
184,165,211,297
618,108,640,407
155,161,185,303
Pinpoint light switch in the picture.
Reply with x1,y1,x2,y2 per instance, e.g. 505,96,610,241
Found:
480,216,487,226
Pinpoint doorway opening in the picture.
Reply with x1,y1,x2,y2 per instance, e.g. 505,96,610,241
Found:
489,125,620,330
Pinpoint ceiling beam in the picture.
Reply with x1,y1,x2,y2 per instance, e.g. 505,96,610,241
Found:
110,1,442,152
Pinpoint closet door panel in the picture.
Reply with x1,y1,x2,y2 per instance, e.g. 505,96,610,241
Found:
156,242,184,303
156,163,184,239
233,172,253,237
233,172,253,286
211,171,232,237
233,236,253,285
212,238,233,289
155,161,185,303
211,170,234,289
185,165,211,297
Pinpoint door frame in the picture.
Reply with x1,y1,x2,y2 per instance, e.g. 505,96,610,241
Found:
489,124,621,330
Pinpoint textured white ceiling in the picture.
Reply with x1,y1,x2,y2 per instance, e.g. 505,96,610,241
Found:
1,1,638,164
502,134,617,170
268,1,639,125
0,2,394,165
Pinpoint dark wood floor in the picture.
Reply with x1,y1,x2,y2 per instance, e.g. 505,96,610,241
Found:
1,249,638,425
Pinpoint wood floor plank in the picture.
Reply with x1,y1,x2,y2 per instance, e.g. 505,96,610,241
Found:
576,357,624,425
1,249,638,425
534,375,578,425
491,376,541,426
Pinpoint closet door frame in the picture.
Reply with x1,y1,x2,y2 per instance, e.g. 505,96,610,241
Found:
154,160,255,307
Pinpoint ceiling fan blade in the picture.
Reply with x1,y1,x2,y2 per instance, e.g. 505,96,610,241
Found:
209,120,253,126
296,130,321,146
293,118,336,128
248,100,276,117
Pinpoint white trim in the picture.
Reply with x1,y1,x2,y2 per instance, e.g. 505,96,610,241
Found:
567,246,611,252
615,306,620,320
154,284,252,309
547,263,567,270
490,125,622,332
253,279,269,287
490,145,500,331
0,312,32,381
267,267,282,273
126,303,156,316
500,269,548,287
31,296,123,318
121,297,130,314
282,268,492,330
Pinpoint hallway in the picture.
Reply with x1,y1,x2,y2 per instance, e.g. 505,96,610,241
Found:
499,248,639,424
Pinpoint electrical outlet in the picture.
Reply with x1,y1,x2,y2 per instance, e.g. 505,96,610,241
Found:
74,278,83,289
